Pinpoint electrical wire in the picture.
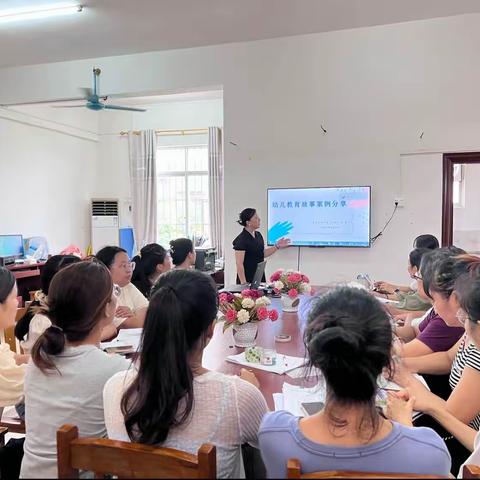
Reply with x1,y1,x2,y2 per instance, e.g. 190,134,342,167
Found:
370,202,399,244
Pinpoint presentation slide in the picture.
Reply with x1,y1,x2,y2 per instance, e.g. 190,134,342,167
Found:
267,186,371,247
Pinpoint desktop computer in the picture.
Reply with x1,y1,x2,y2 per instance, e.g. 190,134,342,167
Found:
195,248,216,272
0,234,24,265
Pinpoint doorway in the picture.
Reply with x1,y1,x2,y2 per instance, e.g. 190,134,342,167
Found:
442,153,480,253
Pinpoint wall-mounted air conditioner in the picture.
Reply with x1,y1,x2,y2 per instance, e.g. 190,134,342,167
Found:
91,199,119,252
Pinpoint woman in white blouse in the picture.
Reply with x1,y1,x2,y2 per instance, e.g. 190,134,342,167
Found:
14,255,80,354
103,269,267,479
0,267,25,408
96,246,148,331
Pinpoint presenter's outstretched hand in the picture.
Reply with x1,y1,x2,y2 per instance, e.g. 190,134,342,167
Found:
276,238,291,249
268,221,293,244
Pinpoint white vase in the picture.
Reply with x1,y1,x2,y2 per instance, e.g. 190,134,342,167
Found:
232,322,258,347
281,294,300,312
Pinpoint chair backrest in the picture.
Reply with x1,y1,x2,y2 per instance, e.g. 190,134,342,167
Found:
463,465,480,479
287,459,444,479
57,424,216,479
1,307,27,354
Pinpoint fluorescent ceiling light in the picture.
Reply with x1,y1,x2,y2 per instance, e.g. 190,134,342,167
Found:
0,3,83,24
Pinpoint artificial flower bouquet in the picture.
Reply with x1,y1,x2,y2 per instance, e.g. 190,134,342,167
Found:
219,289,279,332
269,269,312,299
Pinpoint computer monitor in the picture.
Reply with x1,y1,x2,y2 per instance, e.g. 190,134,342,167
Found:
0,235,25,259
250,261,266,290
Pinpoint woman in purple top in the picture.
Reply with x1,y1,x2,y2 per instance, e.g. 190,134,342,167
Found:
400,247,465,358
258,287,451,478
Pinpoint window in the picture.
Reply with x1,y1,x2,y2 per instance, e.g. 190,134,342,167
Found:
156,145,210,247
453,163,465,208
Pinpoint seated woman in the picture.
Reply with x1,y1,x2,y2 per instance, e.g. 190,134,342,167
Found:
390,255,480,478
0,267,25,408
374,233,439,299
14,255,80,355
398,254,480,475
258,287,450,478
96,246,148,331
375,248,432,316
103,269,267,479
20,261,129,479
131,243,172,299
397,247,464,357
169,238,196,270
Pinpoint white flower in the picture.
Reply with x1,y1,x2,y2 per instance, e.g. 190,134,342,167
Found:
274,280,284,291
234,293,242,298
301,283,312,293
241,298,255,309
237,309,250,324
255,296,271,306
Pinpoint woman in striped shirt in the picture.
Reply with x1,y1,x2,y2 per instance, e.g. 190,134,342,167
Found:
392,254,480,475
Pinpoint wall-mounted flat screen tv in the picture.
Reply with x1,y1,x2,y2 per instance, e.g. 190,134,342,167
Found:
267,186,371,247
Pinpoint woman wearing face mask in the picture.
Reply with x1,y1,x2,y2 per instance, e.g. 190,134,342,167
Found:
391,254,480,475
20,261,129,479
0,267,25,408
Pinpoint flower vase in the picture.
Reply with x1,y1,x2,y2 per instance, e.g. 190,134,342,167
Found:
232,322,258,347
281,294,300,313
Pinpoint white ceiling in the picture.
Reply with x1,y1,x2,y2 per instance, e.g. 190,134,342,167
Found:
2,0,480,69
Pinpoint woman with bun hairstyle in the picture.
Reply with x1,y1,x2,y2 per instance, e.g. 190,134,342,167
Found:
258,287,450,478
233,208,290,285
169,238,196,270
131,243,172,298
20,261,129,478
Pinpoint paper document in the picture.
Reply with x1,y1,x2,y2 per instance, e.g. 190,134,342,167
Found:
226,352,306,375
100,328,143,352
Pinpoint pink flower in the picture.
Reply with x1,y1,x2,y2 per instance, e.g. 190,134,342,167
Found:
270,271,282,282
269,309,279,321
219,293,229,303
288,288,298,299
302,275,310,283
273,288,281,295
257,306,269,320
287,273,302,283
226,309,237,322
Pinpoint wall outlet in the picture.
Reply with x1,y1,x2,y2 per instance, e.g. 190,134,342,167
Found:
394,197,405,208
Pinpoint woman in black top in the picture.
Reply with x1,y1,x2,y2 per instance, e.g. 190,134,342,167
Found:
233,208,290,284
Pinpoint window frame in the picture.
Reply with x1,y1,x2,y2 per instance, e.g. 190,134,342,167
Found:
156,144,209,243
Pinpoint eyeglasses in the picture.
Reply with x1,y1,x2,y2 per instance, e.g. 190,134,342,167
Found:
113,261,135,271
411,273,423,281
113,284,121,297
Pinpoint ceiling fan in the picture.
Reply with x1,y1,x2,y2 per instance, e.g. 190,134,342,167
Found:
53,68,146,112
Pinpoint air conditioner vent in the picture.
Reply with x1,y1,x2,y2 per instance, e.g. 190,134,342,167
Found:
91,200,119,216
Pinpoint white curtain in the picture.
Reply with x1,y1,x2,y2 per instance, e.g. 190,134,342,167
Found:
208,127,224,258
128,130,157,249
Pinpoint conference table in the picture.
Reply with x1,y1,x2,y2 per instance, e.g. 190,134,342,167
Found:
202,295,320,410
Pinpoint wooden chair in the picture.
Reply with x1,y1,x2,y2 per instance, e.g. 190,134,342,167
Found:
463,465,480,479
287,459,444,479
57,424,216,479
1,307,26,355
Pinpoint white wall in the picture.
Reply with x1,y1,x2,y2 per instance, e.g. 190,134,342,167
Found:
0,105,99,253
3,14,480,282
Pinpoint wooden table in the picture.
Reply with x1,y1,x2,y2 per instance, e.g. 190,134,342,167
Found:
202,297,314,410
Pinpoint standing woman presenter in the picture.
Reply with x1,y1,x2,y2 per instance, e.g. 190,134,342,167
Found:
233,208,290,284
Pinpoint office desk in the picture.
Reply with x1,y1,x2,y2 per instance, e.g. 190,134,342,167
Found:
8,262,45,302
203,296,316,410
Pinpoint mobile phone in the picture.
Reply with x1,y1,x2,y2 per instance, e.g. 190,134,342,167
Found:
300,401,325,416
